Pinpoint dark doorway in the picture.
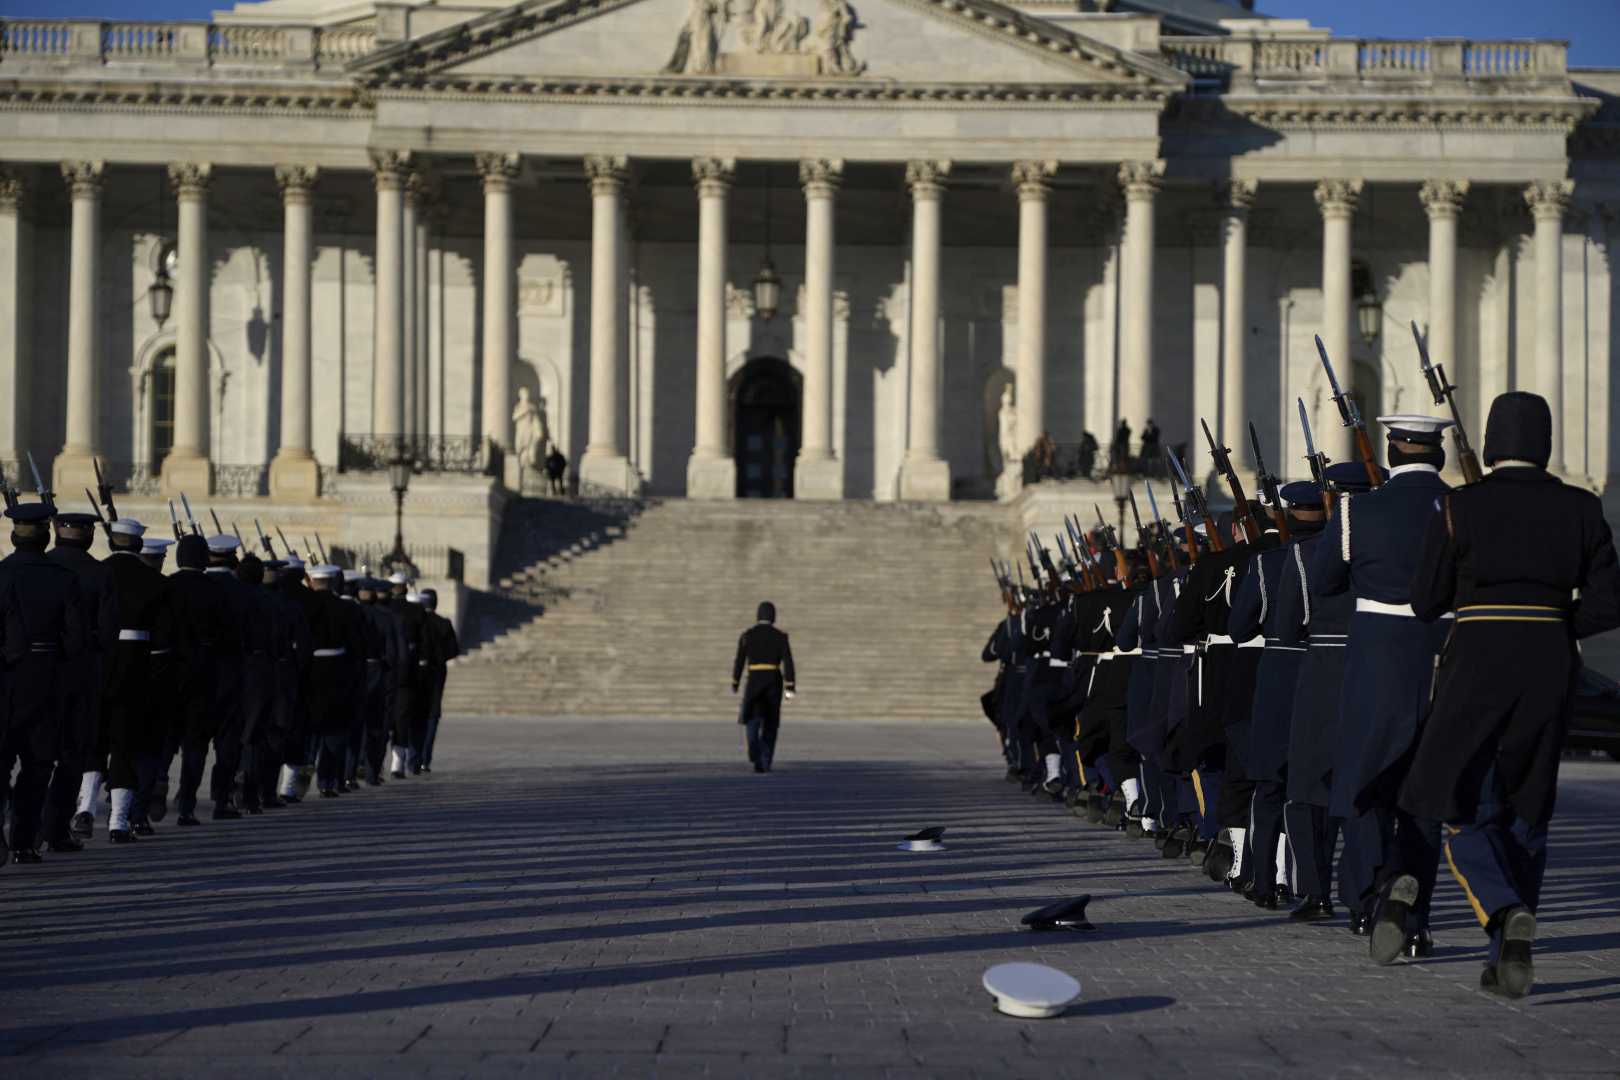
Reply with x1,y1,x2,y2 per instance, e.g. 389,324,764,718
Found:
734,359,800,499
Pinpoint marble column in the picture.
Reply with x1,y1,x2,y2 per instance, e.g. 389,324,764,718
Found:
1420,181,1469,387
270,165,320,501
160,161,214,496
415,189,431,442
1220,179,1257,470
477,152,519,457
1013,160,1055,458
56,161,103,495
0,170,29,462
1314,178,1363,463
401,174,419,440
687,156,736,499
1117,160,1163,446
370,150,409,443
797,157,844,500
1525,179,1573,472
579,155,635,493
898,160,952,502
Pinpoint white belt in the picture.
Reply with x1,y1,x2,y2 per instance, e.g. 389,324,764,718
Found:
1182,645,1196,655
1097,653,1113,662
313,647,346,658
1237,636,1265,650
1355,599,1454,619
1116,647,1142,656
117,629,150,642
1309,634,1348,647
1048,658,1069,669
1206,634,1234,646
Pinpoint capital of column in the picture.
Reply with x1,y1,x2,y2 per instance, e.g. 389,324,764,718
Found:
692,156,736,198
1524,179,1574,221
1313,178,1363,219
0,169,26,213
474,151,522,195
905,159,951,200
799,158,844,199
1220,178,1258,215
404,167,437,208
585,154,629,196
1118,159,1165,201
368,149,412,191
166,161,213,200
1419,179,1470,220
1012,159,1057,201
60,160,104,199
273,165,319,206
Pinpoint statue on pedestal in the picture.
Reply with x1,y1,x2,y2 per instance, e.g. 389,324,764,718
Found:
995,382,1021,499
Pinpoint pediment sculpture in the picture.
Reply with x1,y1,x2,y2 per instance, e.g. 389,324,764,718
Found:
665,0,866,77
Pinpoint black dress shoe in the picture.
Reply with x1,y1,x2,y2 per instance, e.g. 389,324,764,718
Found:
420,765,431,774
1125,818,1145,840
44,835,84,853
1480,964,1503,995
1084,795,1106,822
1404,930,1435,959
132,821,155,836
319,789,339,798
1004,768,1021,783
1288,897,1336,922
11,849,42,864
1245,883,1279,910
1273,884,1292,908
245,806,264,815
753,763,765,773
109,829,137,844
177,815,201,827
1162,827,1189,859
1205,845,1234,882
1348,912,1369,936
391,770,406,780
1370,873,1418,965
1102,798,1125,828
1152,828,1171,851
149,781,170,823
71,811,94,840
1063,788,1081,810
212,807,242,821
1187,839,1210,867
1498,906,1537,998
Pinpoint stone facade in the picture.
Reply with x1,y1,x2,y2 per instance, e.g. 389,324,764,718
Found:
0,0,1615,514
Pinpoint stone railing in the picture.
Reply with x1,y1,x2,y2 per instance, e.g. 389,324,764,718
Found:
1161,35,1567,92
0,18,377,73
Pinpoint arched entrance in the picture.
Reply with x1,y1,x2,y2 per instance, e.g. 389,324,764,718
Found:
733,358,800,499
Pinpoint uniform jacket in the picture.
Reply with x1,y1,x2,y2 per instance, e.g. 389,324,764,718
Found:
732,621,795,721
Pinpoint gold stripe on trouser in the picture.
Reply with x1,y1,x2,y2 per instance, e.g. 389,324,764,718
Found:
1191,769,1207,817
1443,824,1491,928
1073,718,1086,787
747,664,779,671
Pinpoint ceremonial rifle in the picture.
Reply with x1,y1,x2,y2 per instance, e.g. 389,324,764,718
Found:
1200,418,1261,543
168,500,183,541
1314,334,1382,489
1145,480,1180,573
84,489,114,543
26,451,54,513
1166,477,1197,566
314,533,330,565
1248,422,1291,542
1168,448,1224,552
255,519,276,558
304,534,318,565
1095,503,1128,582
1030,531,1065,594
179,493,201,536
1128,488,1161,578
92,457,117,521
209,508,225,537
0,463,18,512
275,525,294,560
1298,397,1334,516
1062,516,1094,590
233,522,245,550
1412,320,1484,484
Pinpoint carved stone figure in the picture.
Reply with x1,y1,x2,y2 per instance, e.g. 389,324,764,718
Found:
742,0,808,53
996,383,1019,479
664,0,728,74
513,386,549,470
814,0,865,75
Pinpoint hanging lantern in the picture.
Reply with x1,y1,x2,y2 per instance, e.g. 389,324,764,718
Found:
148,265,174,328
752,255,781,321
1356,288,1382,347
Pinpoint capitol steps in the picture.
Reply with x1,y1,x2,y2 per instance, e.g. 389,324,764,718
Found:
443,498,1011,721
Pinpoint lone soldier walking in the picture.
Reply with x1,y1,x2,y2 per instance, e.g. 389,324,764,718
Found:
731,602,795,773
1377,392,1620,997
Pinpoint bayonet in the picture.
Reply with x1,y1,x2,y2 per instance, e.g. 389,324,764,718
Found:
1200,417,1260,543
84,489,113,543
314,532,329,565
0,463,16,512
233,522,245,549
255,518,275,558
26,451,52,512
1168,449,1224,552
180,493,200,536
1298,397,1334,516
1248,421,1291,542
209,508,224,537
92,457,117,521
1145,480,1180,572
1412,319,1484,484
276,525,294,559
1315,334,1383,488
168,499,182,541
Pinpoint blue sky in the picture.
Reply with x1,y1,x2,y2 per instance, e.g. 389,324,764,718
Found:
2,0,1617,66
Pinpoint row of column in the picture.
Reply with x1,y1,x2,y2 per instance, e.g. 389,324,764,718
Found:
33,154,1578,501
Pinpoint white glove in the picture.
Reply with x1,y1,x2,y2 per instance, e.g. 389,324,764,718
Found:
784,690,796,701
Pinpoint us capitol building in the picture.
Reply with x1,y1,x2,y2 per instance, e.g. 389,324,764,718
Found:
0,0,1615,592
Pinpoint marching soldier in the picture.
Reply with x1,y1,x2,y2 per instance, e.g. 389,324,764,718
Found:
161,534,226,827
349,574,393,787
1312,415,1453,959
417,587,460,774
306,564,362,798
731,601,796,773
233,553,279,814
0,503,86,862
1376,392,1620,996
203,536,254,819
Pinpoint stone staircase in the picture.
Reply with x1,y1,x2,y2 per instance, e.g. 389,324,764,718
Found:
443,498,1012,721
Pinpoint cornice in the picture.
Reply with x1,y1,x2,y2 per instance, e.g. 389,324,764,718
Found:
1221,94,1597,133
0,78,373,118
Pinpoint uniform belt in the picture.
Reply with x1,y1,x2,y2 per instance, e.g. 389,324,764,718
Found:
117,629,151,642
1456,603,1568,624
313,647,346,658
28,642,58,653
1182,645,1196,655
1356,599,1415,617
1237,636,1265,650
747,663,779,671
1096,653,1114,662
1116,647,1143,657
1048,658,1069,669
1206,634,1235,646
1308,634,1347,647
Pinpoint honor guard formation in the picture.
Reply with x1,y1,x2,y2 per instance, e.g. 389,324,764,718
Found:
0,470,460,861
980,328,1620,1002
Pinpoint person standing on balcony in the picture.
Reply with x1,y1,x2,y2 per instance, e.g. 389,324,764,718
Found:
731,602,795,773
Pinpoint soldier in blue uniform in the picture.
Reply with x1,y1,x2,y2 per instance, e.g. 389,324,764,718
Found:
1311,415,1453,958
203,535,255,819
1277,461,1386,921
731,601,796,772
1229,482,1328,907
1377,392,1620,995
1115,552,1167,837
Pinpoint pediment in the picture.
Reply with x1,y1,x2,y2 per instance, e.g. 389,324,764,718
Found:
355,0,1187,93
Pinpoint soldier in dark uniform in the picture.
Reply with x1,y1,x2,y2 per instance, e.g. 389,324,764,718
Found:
203,536,254,819
86,518,166,842
139,537,172,572
731,601,796,773
981,585,1028,781
1229,483,1328,907
253,558,304,809
233,553,279,814
1377,392,1620,996
418,587,460,774
1312,415,1454,959
384,572,433,778
348,574,393,787
161,534,225,827
41,511,116,852
272,555,319,802
1152,527,1199,857
1117,538,1174,838
306,564,362,797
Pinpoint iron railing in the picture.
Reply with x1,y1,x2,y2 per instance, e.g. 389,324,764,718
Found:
337,435,498,477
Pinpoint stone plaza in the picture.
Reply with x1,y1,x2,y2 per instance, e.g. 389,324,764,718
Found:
0,717,1617,1076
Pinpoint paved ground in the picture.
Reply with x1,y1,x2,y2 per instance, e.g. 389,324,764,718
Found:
3,717,1619,1078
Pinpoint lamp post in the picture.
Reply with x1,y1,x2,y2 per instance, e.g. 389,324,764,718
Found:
385,449,417,576
1110,462,1131,542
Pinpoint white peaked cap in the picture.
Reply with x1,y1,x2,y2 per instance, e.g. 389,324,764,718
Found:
309,564,342,579
388,571,409,585
343,569,363,582
206,534,240,554
110,518,146,537
406,592,424,605
141,538,174,555
1376,414,1454,444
